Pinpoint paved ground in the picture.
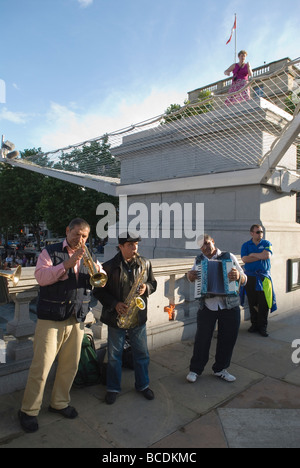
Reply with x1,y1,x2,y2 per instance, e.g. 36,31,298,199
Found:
0,308,299,449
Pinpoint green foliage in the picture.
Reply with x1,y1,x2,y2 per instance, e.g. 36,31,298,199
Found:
54,135,120,178
38,177,116,237
284,92,300,116
0,154,44,243
161,90,214,124
0,143,118,242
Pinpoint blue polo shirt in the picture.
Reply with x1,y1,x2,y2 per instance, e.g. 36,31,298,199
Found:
241,239,272,275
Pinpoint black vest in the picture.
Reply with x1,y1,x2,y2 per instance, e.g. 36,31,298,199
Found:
36,242,93,322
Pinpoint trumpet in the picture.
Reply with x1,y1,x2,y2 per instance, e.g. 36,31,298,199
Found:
0,265,22,286
82,244,107,288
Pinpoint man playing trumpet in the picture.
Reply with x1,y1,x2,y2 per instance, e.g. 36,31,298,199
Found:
19,218,106,433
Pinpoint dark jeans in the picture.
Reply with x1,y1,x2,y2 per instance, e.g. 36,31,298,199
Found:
245,276,269,329
107,324,150,393
190,305,240,375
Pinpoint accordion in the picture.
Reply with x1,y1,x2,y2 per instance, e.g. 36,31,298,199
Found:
194,259,239,299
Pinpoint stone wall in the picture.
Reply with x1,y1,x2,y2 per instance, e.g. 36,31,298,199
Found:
0,258,208,395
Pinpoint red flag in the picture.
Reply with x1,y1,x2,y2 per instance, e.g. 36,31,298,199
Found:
226,17,236,44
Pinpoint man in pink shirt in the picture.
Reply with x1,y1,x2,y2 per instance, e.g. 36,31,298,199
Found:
19,218,106,433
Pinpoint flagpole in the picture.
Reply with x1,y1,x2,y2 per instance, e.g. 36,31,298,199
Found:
234,13,237,63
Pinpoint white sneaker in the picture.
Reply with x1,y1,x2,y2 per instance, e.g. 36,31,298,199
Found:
186,371,198,383
214,369,236,382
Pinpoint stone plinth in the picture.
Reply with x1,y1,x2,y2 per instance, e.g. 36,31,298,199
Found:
6,290,37,361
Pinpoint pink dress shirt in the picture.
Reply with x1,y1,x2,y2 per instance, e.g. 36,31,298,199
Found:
35,239,105,287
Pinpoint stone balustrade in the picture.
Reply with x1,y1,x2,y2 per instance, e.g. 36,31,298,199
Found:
0,258,249,395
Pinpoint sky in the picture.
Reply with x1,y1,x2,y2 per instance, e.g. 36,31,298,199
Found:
0,0,299,153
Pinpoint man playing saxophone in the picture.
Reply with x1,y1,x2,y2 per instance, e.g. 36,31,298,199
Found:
93,232,157,405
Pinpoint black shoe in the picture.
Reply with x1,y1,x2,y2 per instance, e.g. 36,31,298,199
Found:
18,410,39,433
105,392,117,405
140,387,155,400
48,405,78,419
259,328,269,337
248,325,258,333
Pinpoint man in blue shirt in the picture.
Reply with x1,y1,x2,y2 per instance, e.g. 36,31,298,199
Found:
241,224,273,337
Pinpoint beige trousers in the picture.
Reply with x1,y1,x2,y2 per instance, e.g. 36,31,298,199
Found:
21,316,84,416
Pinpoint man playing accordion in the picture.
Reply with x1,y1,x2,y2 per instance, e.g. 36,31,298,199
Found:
186,234,247,383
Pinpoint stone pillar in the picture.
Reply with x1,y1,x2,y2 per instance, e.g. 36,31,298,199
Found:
6,290,37,361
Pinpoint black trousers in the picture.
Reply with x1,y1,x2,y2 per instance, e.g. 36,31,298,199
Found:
190,305,240,375
245,276,269,330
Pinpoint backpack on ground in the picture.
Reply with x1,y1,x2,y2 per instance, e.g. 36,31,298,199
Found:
73,333,105,387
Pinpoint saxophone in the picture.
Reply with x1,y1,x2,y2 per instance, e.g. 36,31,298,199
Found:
117,254,147,329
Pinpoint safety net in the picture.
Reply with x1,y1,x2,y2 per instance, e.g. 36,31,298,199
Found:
14,57,300,184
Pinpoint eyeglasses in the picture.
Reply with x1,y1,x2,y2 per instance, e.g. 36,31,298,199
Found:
255,231,263,234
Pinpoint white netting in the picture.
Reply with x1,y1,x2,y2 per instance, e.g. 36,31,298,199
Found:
20,58,300,183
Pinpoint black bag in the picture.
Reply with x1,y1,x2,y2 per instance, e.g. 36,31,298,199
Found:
73,334,106,387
